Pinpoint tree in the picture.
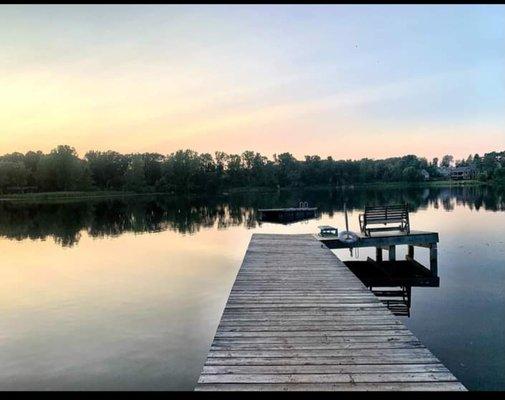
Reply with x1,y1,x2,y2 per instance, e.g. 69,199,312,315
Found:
402,166,423,182
0,161,28,193
124,155,148,192
473,154,482,171
197,152,218,191
493,166,505,184
34,145,90,191
159,149,203,193
0,152,24,163
274,152,300,187
2,146,504,194
214,151,228,178
85,150,129,190
440,155,454,167
23,151,43,186
226,154,244,187
142,153,164,187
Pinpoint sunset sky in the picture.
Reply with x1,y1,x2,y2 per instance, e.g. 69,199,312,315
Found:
1,4,504,160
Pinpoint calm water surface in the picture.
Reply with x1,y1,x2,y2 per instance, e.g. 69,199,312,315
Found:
0,186,504,390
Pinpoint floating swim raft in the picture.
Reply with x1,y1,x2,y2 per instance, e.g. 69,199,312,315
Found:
258,207,318,224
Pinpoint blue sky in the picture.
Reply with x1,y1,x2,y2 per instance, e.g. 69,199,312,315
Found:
1,5,504,159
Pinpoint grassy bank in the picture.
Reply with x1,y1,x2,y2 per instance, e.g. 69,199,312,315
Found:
0,190,145,202
0,180,491,203
338,179,486,189
273,180,486,191
224,180,486,194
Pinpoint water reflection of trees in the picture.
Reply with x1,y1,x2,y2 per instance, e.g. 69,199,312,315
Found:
0,185,503,247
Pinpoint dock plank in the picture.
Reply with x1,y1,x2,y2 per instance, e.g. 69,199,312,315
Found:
195,234,465,391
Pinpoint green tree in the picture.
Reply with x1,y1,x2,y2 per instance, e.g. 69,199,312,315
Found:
23,151,43,186
35,146,89,191
402,166,423,182
159,149,203,193
124,155,148,192
440,154,454,167
0,161,28,193
85,150,129,189
226,154,244,187
142,153,164,187
274,152,300,187
493,167,505,184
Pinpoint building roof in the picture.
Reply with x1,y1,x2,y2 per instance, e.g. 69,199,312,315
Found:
437,165,476,173
451,165,476,173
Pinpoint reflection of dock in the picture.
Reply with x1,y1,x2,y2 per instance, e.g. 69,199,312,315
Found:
258,207,318,224
346,259,439,287
371,286,411,317
345,259,438,318
196,234,465,391
319,230,440,318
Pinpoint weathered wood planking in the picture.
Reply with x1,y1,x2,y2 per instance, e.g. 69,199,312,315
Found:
195,234,465,391
318,230,439,249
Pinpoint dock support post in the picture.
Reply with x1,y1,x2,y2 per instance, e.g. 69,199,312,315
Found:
376,247,383,262
408,245,414,259
430,243,438,276
388,245,396,261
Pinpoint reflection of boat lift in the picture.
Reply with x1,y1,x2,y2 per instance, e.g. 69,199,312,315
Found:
371,286,411,317
344,253,439,317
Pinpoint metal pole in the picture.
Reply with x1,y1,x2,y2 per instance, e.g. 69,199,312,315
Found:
344,203,349,232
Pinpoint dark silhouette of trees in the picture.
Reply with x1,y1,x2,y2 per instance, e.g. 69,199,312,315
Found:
85,150,129,190
440,154,454,167
38,145,92,191
0,161,28,190
0,146,504,195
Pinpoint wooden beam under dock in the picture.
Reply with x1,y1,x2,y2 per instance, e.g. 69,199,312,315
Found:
317,230,439,250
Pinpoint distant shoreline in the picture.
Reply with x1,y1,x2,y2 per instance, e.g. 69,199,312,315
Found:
0,191,145,203
0,180,490,203
2,146,503,196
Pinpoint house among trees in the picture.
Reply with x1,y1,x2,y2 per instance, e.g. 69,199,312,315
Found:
437,165,476,180
420,169,430,180
450,165,476,180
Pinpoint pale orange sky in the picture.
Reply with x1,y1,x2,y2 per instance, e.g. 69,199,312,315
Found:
1,5,504,160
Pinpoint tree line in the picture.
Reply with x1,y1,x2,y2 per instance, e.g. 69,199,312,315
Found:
0,145,504,194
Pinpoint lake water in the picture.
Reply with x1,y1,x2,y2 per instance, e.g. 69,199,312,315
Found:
0,185,504,390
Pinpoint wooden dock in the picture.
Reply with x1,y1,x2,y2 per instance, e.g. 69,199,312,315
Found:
318,230,440,276
196,234,465,391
